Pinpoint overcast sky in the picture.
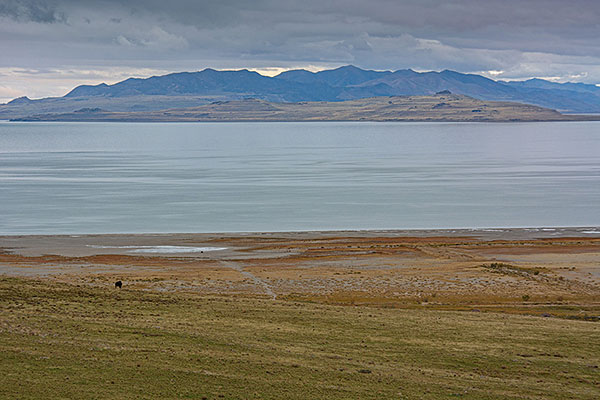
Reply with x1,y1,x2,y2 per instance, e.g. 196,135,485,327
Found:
2,0,600,102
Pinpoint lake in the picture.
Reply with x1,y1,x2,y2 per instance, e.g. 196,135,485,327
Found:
1,121,599,234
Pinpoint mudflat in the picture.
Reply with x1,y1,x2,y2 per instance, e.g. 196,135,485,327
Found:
1,228,599,313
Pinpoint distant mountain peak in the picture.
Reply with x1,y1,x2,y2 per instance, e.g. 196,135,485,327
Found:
65,82,110,97
440,69,475,77
331,65,365,71
7,96,33,105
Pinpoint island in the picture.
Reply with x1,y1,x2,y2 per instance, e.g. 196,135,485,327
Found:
10,93,597,122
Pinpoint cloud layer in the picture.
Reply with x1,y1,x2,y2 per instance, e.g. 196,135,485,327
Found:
2,0,600,102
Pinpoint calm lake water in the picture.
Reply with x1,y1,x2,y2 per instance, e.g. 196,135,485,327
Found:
1,121,599,234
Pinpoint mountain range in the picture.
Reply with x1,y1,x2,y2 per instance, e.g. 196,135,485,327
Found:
3,65,600,119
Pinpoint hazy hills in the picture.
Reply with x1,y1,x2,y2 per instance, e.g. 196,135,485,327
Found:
13,94,592,123
2,65,600,120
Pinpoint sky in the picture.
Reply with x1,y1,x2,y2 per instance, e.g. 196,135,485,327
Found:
1,0,600,102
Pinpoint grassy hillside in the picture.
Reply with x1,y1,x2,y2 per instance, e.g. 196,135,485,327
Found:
1,277,598,399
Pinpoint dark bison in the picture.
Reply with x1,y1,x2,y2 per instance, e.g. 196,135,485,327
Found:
115,280,122,289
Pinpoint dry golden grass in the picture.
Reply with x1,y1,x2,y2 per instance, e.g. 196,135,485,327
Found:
1,277,599,399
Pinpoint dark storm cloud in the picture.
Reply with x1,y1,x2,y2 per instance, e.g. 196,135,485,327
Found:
3,0,600,61
1,0,600,101
0,0,65,23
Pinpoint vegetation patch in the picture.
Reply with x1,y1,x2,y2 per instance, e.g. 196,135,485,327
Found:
1,277,599,399
481,263,545,278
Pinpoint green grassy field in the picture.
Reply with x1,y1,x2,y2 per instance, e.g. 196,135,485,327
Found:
1,277,598,399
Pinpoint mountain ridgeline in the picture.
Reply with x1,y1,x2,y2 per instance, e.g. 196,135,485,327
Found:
3,65,600,119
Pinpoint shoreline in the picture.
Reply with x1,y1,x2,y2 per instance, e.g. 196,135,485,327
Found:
5,118,600,123
2,226,600,240
10,116,600,123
